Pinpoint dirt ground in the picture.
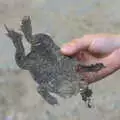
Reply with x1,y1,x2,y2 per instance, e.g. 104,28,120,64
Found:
0,0,120,120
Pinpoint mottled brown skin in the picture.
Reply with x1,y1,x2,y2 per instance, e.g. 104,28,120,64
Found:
5,16,104,107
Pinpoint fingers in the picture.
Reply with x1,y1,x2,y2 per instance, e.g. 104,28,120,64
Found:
75,51,98,64
85,48,120,83
60,35,92,56
60,34,120,56
60,34,120,83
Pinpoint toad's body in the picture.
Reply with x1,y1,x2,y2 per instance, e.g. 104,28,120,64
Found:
5,16,104,107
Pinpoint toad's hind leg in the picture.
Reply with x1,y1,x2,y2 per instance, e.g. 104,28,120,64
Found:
5,25,33,70
37,85,58,105
5,25,23,50
20,16,33,43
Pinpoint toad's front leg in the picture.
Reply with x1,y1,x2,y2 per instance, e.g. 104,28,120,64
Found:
20,16,33,44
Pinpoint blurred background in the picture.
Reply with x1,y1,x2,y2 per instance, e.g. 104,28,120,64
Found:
0,0,120,119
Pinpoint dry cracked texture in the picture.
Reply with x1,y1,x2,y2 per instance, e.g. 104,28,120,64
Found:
5,16,105,108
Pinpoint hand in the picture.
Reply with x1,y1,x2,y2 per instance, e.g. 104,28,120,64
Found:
60,34,120,83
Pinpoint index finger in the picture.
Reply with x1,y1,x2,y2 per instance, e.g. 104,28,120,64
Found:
60,36,92,56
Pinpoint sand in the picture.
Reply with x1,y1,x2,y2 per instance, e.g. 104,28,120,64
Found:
0,0,120,119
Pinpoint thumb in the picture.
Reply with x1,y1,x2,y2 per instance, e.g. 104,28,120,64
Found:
85,48,120,84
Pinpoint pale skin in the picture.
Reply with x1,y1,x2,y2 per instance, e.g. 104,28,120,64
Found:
60,34,120,84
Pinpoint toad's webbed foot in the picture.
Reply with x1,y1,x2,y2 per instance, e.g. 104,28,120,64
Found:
37,85,58,105
20,16,33,43
4,25,23,49
80,87,93,108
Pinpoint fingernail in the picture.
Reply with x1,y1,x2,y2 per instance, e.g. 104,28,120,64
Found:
61,40,78,54
61,44,74,53
61,46,70,53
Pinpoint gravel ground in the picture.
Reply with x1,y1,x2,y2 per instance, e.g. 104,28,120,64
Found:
0,0,120,120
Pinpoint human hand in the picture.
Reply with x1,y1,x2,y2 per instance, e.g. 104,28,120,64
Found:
60,34,120,83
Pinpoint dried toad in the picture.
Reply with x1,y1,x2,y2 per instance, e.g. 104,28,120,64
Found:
5,16,105,108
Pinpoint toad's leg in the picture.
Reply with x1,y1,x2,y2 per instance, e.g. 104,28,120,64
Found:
5,25,33,70
20,16,33,43
37,84,58,105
